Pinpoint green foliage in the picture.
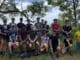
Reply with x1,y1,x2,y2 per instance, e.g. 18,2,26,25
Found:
27,2,46,17
47,0,80,26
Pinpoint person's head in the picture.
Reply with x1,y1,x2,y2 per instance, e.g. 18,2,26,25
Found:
3,19,7,24
41,19,44,24
20,18,23,23
37,17,40,23
54,19,58,23
65,20,71,26
11,18,15,23
44,21,47,24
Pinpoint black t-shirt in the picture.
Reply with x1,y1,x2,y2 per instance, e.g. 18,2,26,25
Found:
64,39,72,47
63,25,72,32
26,23,32,32
49,35,59,48
17,23,25,29
29,31,37,40
41,23,45,29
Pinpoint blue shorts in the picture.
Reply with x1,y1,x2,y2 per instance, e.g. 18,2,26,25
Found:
76,43,80,52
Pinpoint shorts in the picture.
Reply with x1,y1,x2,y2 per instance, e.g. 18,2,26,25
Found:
76,43,80,51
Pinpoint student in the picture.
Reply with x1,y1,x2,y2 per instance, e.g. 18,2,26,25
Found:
17,18,25,30
35,17,42,36
19,26,28,54
40,31,49,53
9,18,17,31
17,18,26,41
27,26,39,55
2,19,9,42
63,20,72,38
44,21,50,33
0,25,4,55
41,19,45,35
8,26,19,55
49,31,61,59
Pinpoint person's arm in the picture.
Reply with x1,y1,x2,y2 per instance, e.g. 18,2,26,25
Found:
66,40,72,47
33,35,38,42
49,39,53,52
9,36,12,42
58,38,61,47
57,38,61,50
16,35,18,41
27,34,32,43
68,26,72,34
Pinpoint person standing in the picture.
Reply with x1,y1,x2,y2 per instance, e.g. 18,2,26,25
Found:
35,17,42,36
2,19,9,42
62,20,73,56
49,31,61,59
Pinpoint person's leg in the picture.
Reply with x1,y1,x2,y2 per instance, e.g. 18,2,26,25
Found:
8,42,13,54
40,44,45,52
15,42,19,47
14,42,19,53
0,39,4,54
50,47,57,60
44,43,48,52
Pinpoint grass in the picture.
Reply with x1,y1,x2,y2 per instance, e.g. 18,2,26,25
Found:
0,53,80,60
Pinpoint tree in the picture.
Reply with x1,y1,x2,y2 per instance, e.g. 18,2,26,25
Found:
0,0,50,21
47,0,80,26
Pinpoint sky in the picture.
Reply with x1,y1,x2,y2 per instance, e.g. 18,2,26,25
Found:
0,0,61,25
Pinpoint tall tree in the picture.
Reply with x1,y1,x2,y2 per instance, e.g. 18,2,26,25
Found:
47,0,80,26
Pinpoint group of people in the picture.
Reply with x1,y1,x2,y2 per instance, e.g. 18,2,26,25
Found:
0,17,73,58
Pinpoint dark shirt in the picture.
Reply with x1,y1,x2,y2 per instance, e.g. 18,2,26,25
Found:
63,25,72,32
26,24,32,33
49,35,59,48
17,23,25,29
29,31,37,40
